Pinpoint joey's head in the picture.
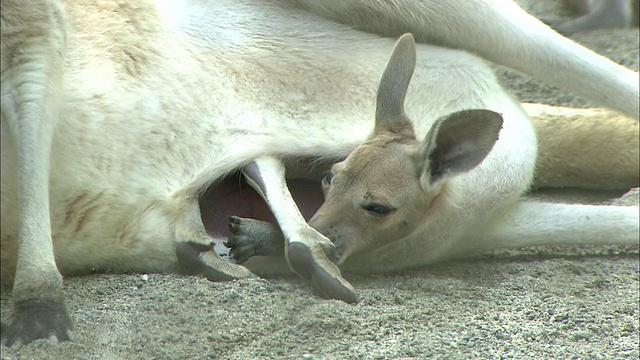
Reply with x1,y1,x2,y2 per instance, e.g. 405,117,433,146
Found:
309,34,503,264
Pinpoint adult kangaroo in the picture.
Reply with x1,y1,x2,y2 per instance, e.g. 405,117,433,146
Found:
1,0,638,348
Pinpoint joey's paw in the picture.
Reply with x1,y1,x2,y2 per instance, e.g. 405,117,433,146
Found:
225,216,285,263
176,241,257,282
1,299,74,350
225,216,262,263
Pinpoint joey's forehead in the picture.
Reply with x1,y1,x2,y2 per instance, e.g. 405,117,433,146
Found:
343,144,419,181
338,157,421,197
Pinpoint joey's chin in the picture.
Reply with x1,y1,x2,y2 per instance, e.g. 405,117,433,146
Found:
309,221,350,265
328,232,367,267
331,237,352,266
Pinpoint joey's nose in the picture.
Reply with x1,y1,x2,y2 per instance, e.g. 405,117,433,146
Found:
309,216,350,265
309,207,333,238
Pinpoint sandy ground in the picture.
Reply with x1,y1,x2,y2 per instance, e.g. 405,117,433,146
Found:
1,1,639,359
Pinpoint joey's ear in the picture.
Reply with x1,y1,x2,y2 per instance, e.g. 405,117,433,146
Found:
373,33,417,136
420,109,503,185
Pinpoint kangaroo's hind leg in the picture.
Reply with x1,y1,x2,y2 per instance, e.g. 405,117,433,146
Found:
552,0,631,34
0,0,73,348
288,0,639,118
240,156,358,303
524,104,639,190
174,201,258,282
472,201,639,255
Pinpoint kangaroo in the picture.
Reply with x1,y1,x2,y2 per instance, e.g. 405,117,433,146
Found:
1,0,638,349
224,34,639,283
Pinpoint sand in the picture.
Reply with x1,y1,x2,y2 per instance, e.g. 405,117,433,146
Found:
1,1,638,359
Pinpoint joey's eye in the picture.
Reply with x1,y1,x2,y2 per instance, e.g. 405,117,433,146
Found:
322,171,334,185
363,203,393,215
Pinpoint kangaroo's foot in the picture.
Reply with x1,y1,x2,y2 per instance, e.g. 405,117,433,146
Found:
224,215,358,303
176,240,257,281
1,278,74,350
241,156,359,303
285,228,359,304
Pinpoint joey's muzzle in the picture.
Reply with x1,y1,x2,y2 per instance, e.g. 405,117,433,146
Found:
309,209,353,266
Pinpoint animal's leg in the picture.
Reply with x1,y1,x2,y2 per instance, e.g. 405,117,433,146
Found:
553,0,630,33
225,216,285,264
0,0,73,348
290,0,639,118
173,199,257,281
175,239,258,281
475,202,640,252
524,104,639,190
241,156,358,303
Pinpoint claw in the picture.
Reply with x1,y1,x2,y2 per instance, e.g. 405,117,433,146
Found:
224,216,286,263
1,298,74,349
227,216,242,233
